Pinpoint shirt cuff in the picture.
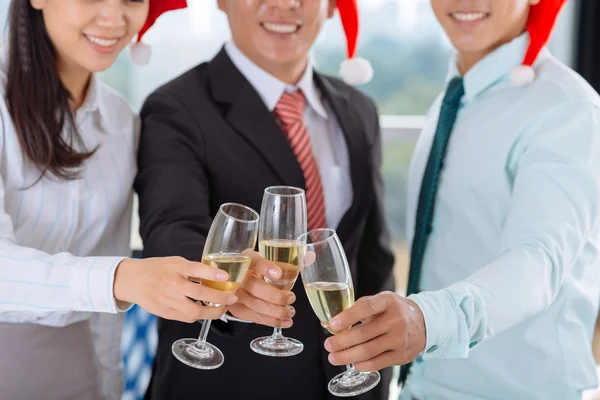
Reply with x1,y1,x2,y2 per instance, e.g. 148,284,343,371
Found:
408,289,470,360
109,258,134,313
71,257,129,313
222,312,252,324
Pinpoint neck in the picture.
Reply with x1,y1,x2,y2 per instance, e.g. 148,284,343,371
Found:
457,51,489,75
57,60,92,110
265,61,307,85
457,27,528,75
233,42,308,85
253,57,308,85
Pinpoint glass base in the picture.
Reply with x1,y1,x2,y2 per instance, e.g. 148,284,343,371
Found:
328,370,380,397
249,335,304,357
172,338,224,370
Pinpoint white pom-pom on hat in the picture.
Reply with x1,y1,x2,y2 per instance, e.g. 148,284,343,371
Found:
510,65,536,87
131,0,187,66
511,0,567,86
337,0,373,85
130,41,151,66
339,57,374,86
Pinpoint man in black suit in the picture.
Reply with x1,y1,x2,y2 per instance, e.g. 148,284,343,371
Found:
135,1,395,399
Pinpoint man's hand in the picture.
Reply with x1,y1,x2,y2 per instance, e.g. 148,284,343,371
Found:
323,291,426,372
227,251,296,328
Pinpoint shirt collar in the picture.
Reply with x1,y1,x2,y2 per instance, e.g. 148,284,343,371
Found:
445,32,551,103
224,40,328,119
77,74,115,135
79,74,101,114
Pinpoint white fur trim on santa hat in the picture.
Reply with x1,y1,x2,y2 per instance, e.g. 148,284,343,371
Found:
339,57,374,86
510,65,535,86
130,41,151,66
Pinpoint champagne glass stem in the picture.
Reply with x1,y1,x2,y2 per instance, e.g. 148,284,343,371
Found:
271,327,284,341
337,363,368,388
172,318,224,369
346,364,359,377
194,320,212,350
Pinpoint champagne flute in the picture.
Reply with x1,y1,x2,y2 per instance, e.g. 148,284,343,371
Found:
172,203,259,369
250,186,306,357
298,228,380,397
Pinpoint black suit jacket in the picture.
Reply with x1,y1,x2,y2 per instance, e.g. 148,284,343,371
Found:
135,48,395,400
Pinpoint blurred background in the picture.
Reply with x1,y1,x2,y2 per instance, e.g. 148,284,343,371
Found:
1,0,597,398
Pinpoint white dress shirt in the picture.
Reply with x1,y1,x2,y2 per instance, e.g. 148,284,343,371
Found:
225,40,353,229
403,34,600,399
0,49,139,398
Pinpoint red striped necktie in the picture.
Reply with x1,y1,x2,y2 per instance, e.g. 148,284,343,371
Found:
274,90,327,231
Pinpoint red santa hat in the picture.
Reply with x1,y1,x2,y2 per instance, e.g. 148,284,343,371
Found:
130,0,188,65
337,0,373,85
510,0,567,86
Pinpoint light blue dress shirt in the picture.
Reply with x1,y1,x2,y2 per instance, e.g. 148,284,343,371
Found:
404,33,600,400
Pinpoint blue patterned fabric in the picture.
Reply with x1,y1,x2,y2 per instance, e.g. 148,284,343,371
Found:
121,305,157,400
121,250,157,400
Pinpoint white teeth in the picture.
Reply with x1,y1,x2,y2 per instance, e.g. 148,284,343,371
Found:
86,35,118,47
452,12,487,22
262,22,299,34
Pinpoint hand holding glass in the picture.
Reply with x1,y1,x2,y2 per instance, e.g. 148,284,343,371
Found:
171,203,259,369
298,229,380,397
250,186,306,357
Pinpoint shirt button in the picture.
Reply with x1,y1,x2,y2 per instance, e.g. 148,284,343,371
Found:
426,345,438,353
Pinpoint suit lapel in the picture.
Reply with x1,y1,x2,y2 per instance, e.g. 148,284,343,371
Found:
314,74,368,242
206,50,370,234
207,48,305,187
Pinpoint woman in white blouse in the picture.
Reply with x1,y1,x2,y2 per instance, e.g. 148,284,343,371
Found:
0,1,240,398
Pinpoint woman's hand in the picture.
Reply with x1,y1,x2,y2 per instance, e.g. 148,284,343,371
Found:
114,257,238,322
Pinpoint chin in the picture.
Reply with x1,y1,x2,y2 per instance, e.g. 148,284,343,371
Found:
450,37,490,56
84,57,119,73
263,52,307,68
256,41,307,64
272,56,305,67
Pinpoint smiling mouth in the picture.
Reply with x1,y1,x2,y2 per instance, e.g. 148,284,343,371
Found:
84,34,121,47
450,12,489,22
261,22,301,34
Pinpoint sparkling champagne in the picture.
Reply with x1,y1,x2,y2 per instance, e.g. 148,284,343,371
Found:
200,253,251,293
259,239,300,290
304,282,355,335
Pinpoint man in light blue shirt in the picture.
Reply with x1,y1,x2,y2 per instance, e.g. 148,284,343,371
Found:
321,1,600,399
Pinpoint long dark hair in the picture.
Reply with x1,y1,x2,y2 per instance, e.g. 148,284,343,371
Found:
6,0,95,181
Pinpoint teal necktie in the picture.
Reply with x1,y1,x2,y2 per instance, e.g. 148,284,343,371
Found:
399,76,465,388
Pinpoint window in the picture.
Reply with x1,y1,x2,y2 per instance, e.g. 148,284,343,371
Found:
315,0,452,115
